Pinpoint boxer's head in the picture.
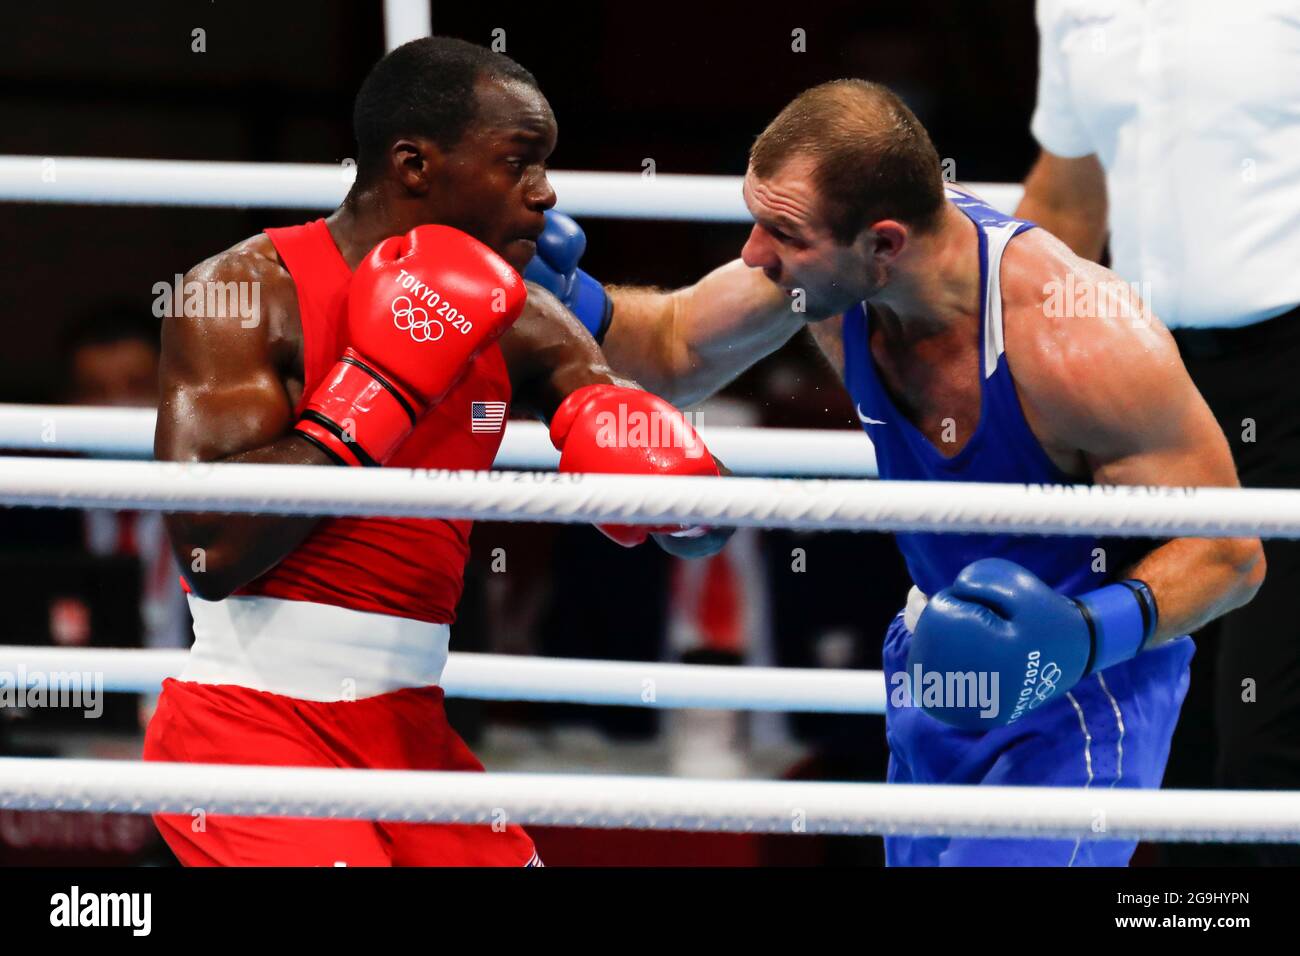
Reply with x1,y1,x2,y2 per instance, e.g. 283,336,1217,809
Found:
62,303,160,408
742,79,945,316
352,37,557,272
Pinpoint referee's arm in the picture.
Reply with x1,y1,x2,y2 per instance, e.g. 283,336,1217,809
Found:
1015,150,1109,263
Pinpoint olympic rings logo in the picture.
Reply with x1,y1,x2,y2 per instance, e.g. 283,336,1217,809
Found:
1030,662,1063,706
391,296,444,343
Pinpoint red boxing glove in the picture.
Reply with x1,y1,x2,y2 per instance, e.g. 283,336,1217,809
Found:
296,225,526,466
550,384,720,547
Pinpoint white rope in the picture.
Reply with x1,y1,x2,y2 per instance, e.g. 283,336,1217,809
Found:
1,455,1297,538
0,155,1025,219
383,0,431,52
0,404,879,476
0,646,886,713
2,757,1297,842
0,405,156,458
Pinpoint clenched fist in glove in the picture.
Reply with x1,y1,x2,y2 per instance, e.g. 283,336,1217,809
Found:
549,384,733,557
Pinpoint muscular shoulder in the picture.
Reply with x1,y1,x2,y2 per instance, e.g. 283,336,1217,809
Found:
168,233,302,370
185,234,297,319
999,228,1187,456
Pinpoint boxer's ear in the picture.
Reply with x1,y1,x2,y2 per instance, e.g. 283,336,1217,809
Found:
866,220,909,264
389,137,442,196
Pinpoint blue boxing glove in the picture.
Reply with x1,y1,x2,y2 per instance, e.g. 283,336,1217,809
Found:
906,558,1158,730
524,211,613,343
651,524,735,559
650,455,735,559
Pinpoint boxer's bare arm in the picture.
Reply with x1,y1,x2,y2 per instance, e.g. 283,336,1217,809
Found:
504,285,733,482
1005,246,1265,643
602,259,806,406
1014,150,1109,262
155,238,332,601
502,282,640,419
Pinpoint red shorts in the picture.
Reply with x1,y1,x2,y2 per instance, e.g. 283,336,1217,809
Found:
143,677,539,867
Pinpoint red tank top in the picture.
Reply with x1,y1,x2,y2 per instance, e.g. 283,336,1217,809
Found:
234,219,512,624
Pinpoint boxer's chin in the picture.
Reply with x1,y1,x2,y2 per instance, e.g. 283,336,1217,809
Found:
505,239,536,272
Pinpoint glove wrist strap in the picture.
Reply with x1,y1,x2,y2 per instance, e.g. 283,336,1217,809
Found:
571,269,613,343
1076,579,1159,675
294,351,420,467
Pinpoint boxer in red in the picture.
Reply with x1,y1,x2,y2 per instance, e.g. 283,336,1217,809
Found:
143,36,725,866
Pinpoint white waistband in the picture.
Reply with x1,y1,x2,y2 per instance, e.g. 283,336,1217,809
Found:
181,595,450,702
902,586,928,634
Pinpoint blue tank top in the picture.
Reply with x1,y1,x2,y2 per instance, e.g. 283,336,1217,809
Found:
842,187,1112,598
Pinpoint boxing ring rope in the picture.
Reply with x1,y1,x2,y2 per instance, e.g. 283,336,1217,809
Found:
1,455,1297,538
0,403,879,476
0,155,1026,219
383,0,431,53
0,646,887,713
2,757,1299,843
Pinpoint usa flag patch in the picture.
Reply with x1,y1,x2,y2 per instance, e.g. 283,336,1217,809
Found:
470,401,507,434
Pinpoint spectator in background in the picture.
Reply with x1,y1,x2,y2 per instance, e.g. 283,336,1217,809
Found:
1017,0,1300,864
64,305,164,409
62,305,190,692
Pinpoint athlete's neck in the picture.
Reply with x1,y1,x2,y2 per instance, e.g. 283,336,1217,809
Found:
327,183,435,271
866,203,980,342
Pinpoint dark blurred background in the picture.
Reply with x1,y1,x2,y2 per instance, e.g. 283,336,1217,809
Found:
0,0,1067,867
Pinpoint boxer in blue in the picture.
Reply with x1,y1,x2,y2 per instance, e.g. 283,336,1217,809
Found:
527,79,1265,866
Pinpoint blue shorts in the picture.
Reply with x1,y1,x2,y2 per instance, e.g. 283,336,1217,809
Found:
882,612,1194,866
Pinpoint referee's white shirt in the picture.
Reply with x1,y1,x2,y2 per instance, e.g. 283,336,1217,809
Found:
1030,0,1300,329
